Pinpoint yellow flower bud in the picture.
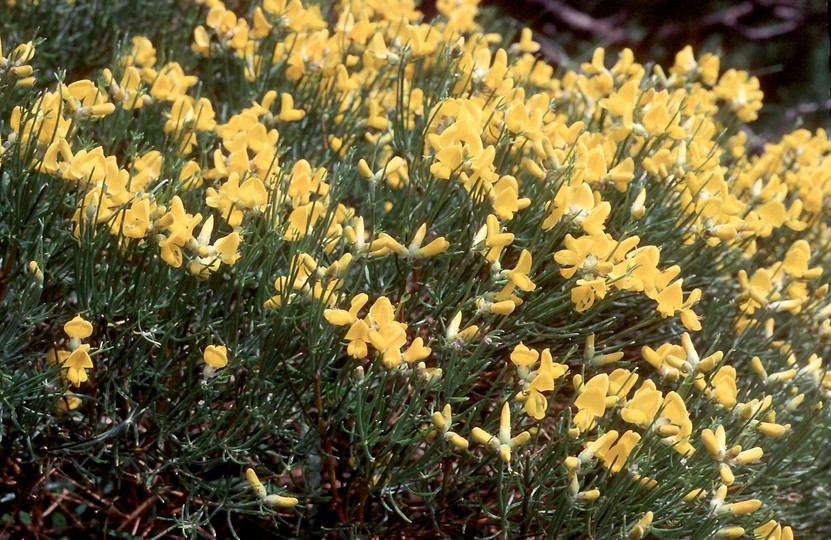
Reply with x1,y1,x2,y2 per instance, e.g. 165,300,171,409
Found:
715,527,745,539
733,447,763,465
629,511,653,539
724,499,761,515
432,410,448,432
265,494,299,508
757,422,790,437
445,432,469,450
631,188,646,218
245,468,267,499
28,261,44,285
488,300,516,315
575,488,600,502
719,463,735,486
683,488,706,502
471,427,495,447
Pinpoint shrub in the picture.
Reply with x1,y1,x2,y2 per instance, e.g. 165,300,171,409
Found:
1,0,830,537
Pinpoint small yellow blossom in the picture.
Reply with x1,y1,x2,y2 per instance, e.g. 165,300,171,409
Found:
406,223,449,258
203,344,228,369
574,488,600,503
245,468,299,508
445,311,479,342
471,403,531,463
572,373,609,433
64,315,93,339
629,511,653,539
63,344,93,386
277,92,305,122
430,404,469,450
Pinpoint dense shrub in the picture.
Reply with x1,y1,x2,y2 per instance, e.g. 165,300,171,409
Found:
2,0,831,537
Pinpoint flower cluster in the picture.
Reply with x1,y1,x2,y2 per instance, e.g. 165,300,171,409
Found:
2,0,829,537
46,315,95,390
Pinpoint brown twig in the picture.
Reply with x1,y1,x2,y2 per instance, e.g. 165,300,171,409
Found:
314,373,346,522
116,495,158,533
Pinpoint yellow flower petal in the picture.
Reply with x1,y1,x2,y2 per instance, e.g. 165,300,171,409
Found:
203,344,228,368
64,315,93,339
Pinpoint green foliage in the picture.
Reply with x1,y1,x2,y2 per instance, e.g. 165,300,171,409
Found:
1,1,831,538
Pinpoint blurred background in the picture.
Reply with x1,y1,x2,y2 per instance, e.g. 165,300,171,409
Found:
425,0,831,139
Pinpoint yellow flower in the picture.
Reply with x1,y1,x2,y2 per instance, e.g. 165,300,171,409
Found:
445,311,479,342
757,422,790,437
621,380,662,426
714,68,764,122
357,156,408,187
553,234,614,280
782,240,822,279
475,297,516,316
710,366,737,409
496,249,535,300
324,293,369,326
543,182,610,235
629,511,653,540
594,430,641,473
656,391,695,456
245,468,267,499
510,342,538,368
187,215,242,278
277,92,306,122
520,373,555,420
510,344,568,419
64,315,93,339
572,374,609,433
265,494,300,508
245,468,299,508
178,160,205,190
157,196,203,268
407,223,449,258
203,344,228,369
490,175,530,220
144,62,198,101
579,430,618,463
27,261,44,286
129,150,163,192
471,214,514,262
471,403,531,463
123,36,156,69
46,348,70,365
63,344,93,386
368,323,408,368
723,498,762,516
630,188,647,219
701,425,727,460
754,520,794,540
364,32,391,68
430,404,469,450
652,279,683,318
61,80,116,119
607,368,638,402
583,333,624,367
206,172,268,227
571,276,607,312
574,488,600,503
56,395,83,415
